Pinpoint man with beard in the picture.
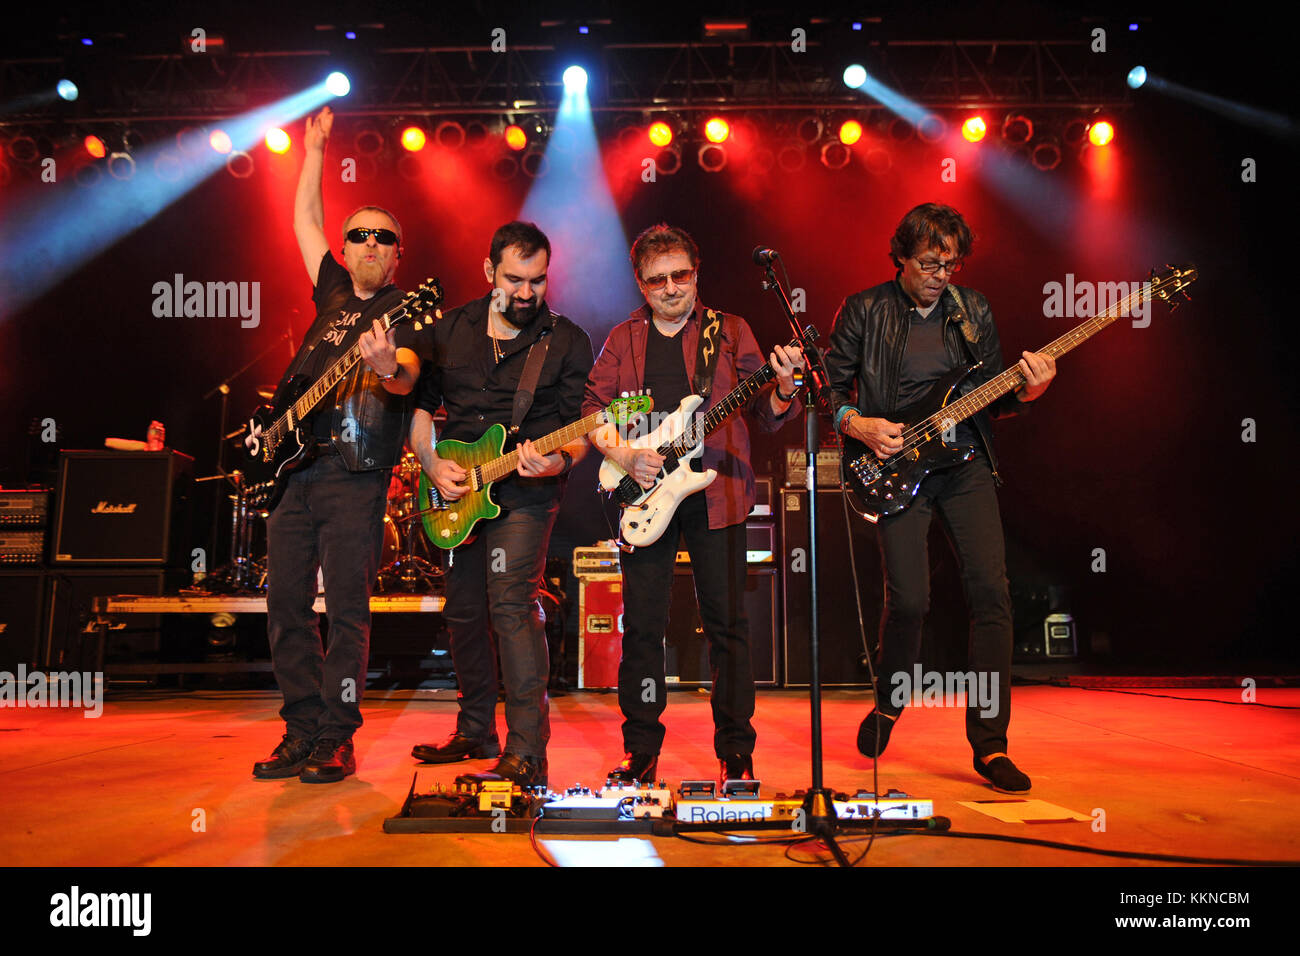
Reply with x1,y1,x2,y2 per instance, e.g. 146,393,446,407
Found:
252,105,424,784
407,221,593,789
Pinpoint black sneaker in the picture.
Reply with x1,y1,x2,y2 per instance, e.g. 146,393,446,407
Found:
253,734,315,779
300,737,356,784
973,755,1031,793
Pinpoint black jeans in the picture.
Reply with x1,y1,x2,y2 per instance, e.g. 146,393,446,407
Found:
619,493,756,757
442,493,559,759
266,453,389,741
874,455,1013,757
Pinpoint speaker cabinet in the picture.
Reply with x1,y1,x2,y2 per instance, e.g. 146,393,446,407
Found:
665,567,777,686
0,571,45,670
52,450,194,565
780,489,882,686
42,570,170,671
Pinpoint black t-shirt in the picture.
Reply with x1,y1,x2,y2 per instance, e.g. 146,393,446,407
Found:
291,252,411,439
897,304,978,448
642,320,691,415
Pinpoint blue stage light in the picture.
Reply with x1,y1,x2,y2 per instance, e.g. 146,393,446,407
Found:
56,79,79,101
345,31,356,40
326,72,350,97
843,64,867,89
562,66,588,92
1127,66,1147,90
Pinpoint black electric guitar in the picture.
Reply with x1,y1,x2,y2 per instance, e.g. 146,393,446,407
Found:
842,264,1197,521
242,278,443,511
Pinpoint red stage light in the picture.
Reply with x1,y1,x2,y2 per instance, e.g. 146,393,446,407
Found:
838,120,863,146
504,125,527,151
648,121,673,147
961,116,987,142
265,128,291,154
209,129,233,154
1088,121,1115,146
400,127,427,152
704,117,730,143
83,135,106,159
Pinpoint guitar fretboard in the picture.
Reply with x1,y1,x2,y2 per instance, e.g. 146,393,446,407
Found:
476,409,610,486
910,282,1154,439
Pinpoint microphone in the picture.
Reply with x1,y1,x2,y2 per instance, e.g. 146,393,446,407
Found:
752,246,780,266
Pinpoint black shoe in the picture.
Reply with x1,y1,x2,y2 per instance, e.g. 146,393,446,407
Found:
719,754,754,791
606,752,659,785
411,731,502,764
456,752,548,790
252,734,315,779
299,737,356,784
973,755,1031,794
856,709,898,758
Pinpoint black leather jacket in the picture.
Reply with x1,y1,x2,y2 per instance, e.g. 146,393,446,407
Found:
824,277,1028,482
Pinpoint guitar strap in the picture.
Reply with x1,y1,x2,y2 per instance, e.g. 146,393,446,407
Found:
692,307,724,399
945,285,980,346
508,314,557,435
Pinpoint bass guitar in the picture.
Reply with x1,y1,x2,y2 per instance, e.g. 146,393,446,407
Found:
842,264,1197,521
417,393,653,550
600,326,818,547
242,278,444,511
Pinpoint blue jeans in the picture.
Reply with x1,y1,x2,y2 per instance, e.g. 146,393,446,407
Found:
265,453,389,740
442,491,559,759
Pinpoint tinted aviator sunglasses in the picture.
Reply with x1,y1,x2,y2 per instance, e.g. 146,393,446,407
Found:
641,267,696,290
345,227,398,245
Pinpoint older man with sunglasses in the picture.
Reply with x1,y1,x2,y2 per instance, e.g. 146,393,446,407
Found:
251,105,426,784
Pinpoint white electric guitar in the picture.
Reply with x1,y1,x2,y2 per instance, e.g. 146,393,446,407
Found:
599,326,817,547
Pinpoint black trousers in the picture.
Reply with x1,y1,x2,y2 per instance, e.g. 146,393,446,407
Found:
619,493,756,757
442,494,559,759
266,454,389,741
874,456,1014,757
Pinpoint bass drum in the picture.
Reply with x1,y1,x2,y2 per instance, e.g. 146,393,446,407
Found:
379,513,401,569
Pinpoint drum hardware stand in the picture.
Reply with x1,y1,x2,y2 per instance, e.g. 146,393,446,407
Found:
376,510,443,593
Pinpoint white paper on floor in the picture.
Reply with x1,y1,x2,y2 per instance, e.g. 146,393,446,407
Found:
540,837,665,867
957,799,1092,824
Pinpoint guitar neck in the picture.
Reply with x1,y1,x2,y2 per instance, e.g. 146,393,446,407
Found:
921,284,1147,431
659,335,802,457
479,409,610,483
286,305,408,427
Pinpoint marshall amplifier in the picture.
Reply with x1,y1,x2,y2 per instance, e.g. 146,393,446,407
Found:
52,451,194,565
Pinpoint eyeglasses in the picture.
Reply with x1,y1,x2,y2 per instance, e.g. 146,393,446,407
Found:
345,227,398,245
640,268,696,290
912,257,962,275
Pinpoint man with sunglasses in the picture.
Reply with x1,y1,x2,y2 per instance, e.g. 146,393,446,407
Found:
406,221,593,790
252,105,425,784
584,223,804,790
823,202,1055,793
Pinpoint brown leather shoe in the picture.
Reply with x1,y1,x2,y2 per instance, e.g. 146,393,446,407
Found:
299,737,356,784
253,734,315,779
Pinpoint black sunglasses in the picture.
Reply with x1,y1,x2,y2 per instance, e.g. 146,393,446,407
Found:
345,227,398,245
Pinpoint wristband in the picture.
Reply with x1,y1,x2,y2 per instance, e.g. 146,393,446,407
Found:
775,385,797,403
835,405,861,433
378,367,399,382
558,450,573,475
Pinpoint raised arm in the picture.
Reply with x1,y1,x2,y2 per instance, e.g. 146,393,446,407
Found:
293,106,333,286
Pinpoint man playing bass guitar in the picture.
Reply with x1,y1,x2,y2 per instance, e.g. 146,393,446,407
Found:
824,202,1055,793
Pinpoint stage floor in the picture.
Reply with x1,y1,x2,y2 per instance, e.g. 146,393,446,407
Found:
2,686,1297,867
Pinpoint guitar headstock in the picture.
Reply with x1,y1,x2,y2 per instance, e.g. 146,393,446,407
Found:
607,391,654,424
390,278,445,329
790,324,820,348
1148,264,1197,311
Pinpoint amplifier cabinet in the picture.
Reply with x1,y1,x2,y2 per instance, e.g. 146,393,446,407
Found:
665,567,778,687
576,573,623,689
52,451,194,565
42,570,170,671
0,571,45,670
780,489,882,687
